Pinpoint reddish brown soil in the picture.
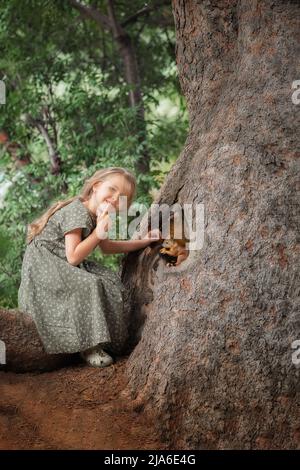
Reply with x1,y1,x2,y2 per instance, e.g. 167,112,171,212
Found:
0,357,168,450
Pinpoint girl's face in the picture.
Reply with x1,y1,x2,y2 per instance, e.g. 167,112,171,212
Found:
92,174,132,213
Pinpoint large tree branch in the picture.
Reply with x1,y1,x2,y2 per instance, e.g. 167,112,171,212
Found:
107,0,126,38
107,0,150,180
121,0,171,28
69,0,151,183
24,114,61,175
68,0,111,31
107,0,142,109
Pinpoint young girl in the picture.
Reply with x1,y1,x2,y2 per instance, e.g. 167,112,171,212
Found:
18,167,160,368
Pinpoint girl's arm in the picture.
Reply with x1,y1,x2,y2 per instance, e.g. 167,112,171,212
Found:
66,229,104,266
99,229,161,255
98,237,152,255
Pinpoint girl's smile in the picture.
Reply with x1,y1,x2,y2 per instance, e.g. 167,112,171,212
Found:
82,174,132,217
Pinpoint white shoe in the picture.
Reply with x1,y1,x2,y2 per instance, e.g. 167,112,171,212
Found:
80,345,114,367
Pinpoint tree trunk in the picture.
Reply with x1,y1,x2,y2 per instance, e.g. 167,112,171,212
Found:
121,0,300,449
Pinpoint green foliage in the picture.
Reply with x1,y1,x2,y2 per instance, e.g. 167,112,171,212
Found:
0,0,188,308
0,227,24,308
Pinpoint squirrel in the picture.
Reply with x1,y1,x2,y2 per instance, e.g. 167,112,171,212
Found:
158,211,189,267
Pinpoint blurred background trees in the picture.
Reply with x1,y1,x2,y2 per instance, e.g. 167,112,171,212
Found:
0,0,188,308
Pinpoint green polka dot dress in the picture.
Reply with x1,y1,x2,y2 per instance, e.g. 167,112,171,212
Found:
18,198,128,356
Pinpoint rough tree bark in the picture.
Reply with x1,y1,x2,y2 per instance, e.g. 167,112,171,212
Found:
121,0,300,449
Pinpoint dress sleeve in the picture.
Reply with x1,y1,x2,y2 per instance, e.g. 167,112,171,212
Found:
58,202,90,236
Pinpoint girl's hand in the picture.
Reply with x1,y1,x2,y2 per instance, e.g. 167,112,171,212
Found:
96,201,114,217
95,206,112,240
144,229,162,243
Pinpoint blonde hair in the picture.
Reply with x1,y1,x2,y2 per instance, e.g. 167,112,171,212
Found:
26,167,136,245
